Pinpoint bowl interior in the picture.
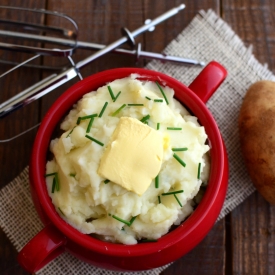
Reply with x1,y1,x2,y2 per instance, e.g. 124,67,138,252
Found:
31,67,225,257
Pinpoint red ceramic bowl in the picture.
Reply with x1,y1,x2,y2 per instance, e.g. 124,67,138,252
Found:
18,62,228,273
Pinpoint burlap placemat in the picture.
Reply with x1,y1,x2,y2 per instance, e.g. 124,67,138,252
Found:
1,9,275,275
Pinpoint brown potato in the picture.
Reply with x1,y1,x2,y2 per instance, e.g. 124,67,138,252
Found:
239,80,275,204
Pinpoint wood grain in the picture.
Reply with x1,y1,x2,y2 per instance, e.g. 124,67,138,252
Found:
0,1,46,274
223,1,275,274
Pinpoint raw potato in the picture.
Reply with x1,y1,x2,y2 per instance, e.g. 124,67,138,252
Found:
239,80,275,204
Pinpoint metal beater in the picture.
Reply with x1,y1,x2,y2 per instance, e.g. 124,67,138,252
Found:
0,4,204,142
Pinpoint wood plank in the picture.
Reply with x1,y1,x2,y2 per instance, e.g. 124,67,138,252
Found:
222,0,275,274
0,1,46,275
40,0,144,116
143,0,221,55
161,220,225,275
230,194,275,275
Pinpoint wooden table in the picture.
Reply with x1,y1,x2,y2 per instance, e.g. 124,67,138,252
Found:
0,1,274,274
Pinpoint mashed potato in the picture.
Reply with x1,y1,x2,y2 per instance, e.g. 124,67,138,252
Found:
45,75,210,244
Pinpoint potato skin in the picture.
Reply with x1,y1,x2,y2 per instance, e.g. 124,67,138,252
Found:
239,80,275,204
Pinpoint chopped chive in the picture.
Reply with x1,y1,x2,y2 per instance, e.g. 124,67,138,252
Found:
66,126,76,138
109,214,137,226
140,239,157,243
51,177,56,193
162,190,184,196
145,96,151,100
69,173,76,177
111,104,126,116
157,123,160,130
128,104,144,106
174,194,183,207
85,135,104,146
129,216,137,226
86,117,95,133
167,127,182,130
107,85,115,101
76,117,81,125
140,114,150,123
46,172,59,193
173,153,186,167
197,163,201,179
155,174,159,188
104,179,110,184
77,114,98,125
114,91,121,102
45,172,57,177
110,214,131,226
154,99,163,102
155,81,169,105
99,102,108,117
121,227,125,231
158,195,161,204
172,147,188,152
58,207,65,215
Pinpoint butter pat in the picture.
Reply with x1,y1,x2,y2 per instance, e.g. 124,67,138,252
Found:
98,117,163,196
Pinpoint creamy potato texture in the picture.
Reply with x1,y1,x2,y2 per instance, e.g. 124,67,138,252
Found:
46,75,210,244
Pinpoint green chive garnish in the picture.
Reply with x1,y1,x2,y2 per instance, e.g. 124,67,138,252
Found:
45,172,57,177
167,127,182,130
110,214,131,226
111,104,126,116
104,179,110,184
129,216,137,226
173,153,186,167
77,114,98,125
155,174,159,188
172,147,188,152
99,102,108,117
58,207,65,215
162,190,184,196
108,86,121,102
157,123,160,130
158,196,161,204
85,135,104,146
197,163,201,179
174,194,183,207
109,214,137,226
51,177,56,193
86,117,95,133
66,126,76,138
69,173,76,177
145,96,151,100
114,91,121,102
154,99,163,102
140,114,150,123
155,81,169,105
108,85,115,101
46,172,60,193
128,104,144,106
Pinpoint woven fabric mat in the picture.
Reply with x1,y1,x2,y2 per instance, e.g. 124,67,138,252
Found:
1,9,275,275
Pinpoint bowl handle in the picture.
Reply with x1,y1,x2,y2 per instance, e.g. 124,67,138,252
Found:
17,223,66,273
188,61,227,103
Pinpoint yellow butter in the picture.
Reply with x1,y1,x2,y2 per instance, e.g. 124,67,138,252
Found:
98,117,163,196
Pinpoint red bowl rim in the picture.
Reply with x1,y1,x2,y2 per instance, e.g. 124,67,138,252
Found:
30,67,225,257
